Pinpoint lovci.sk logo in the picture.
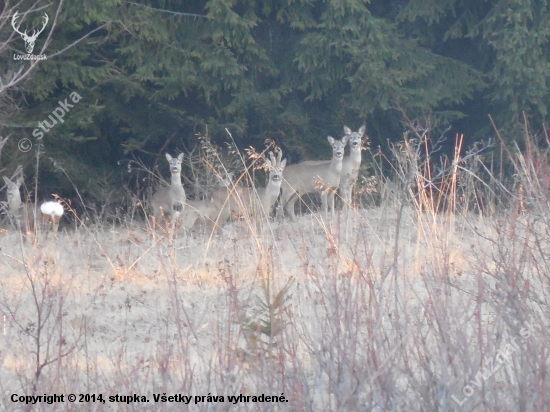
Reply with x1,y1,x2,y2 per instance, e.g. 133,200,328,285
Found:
12,10,48,61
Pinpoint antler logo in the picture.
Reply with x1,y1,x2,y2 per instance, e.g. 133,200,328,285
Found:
12,11,49,54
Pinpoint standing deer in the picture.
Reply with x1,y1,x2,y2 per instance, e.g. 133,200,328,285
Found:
280,135,349,220
40,201,64,231
182,198,215,230
300,125,365,209
3,175,63,232
183,150,287,229
3,175,34,232
209,173,242,225
181,174,234,230
151,153,186,230
339,125,365,207
256,150,286,217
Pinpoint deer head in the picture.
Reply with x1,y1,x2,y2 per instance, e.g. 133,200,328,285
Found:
264,149,286,183
12,11,49,54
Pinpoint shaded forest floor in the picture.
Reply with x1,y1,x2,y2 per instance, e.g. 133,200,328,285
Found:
1,201,548,411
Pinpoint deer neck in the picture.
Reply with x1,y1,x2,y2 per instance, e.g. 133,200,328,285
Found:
8,192,23,214
346,147,362,172
170,172,182,188
267,180,281,198
170,172,185,200
330,155,343,174
349,147,361,165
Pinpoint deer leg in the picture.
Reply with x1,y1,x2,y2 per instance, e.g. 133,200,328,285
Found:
284,193,299,220
320,192,328,216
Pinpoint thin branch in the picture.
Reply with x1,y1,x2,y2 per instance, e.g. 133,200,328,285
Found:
36,0,64,57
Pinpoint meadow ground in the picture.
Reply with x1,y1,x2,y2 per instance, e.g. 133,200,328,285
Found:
1,197,549,411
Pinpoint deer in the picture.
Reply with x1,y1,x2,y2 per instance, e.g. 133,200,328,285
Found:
181,173,235,230
11,11,49,54
256,149,286,217
151,153,186,230
182,149,287,229
210,174,236,218
3,175,64,232
280,135,349,220
302,125,365,209
182,198,215,230
339,125,365,207
40,201,64,231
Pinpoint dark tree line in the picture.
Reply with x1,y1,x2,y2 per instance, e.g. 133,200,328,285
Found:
1,0,549,204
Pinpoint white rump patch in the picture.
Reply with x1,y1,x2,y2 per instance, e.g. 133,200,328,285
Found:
40,201,64,216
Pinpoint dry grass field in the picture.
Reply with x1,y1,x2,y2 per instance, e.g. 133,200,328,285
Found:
1,132,550,411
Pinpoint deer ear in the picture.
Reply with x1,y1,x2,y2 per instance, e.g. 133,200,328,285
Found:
358,125,366,136
264,158,272,168
165,153,173,161
177,152,184,161
280,159,287,168
3,176,10,186
344,126,352,135
327,136,335,144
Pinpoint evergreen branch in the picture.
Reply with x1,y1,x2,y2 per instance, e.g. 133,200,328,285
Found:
125,2,211,19
46,22,108,59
